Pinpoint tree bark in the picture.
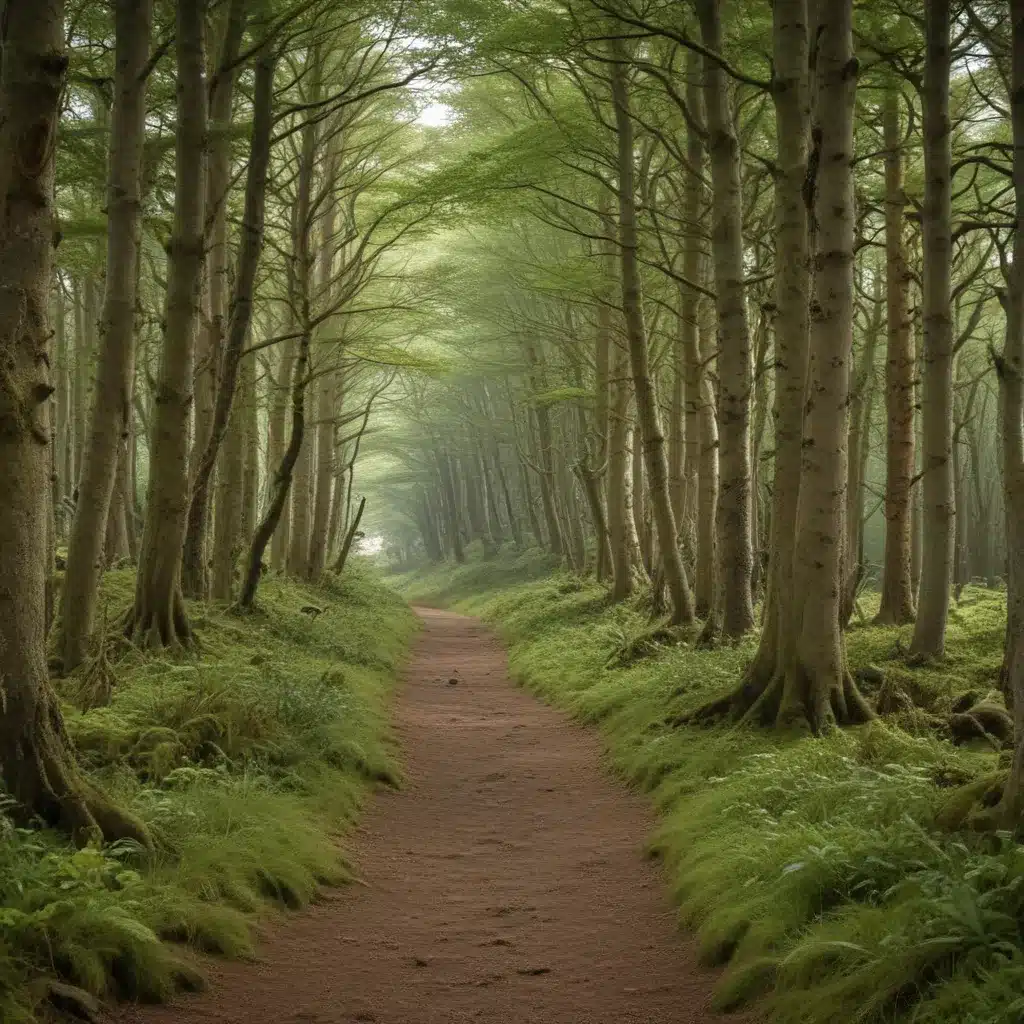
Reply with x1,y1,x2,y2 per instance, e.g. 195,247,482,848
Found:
875,86,917,625
127,0,207,648
191,0,246,481
841,294,880,627
181,44,272,600
0,0,147,845
268,337,295,570
439,448,466,563
58,0,151,671
610,47,694,625
695,0,755,637
911,0,954,658
239,328,312,608
999,0,1024,822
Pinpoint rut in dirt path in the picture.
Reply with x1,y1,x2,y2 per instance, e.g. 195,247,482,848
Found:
118,607,734,1024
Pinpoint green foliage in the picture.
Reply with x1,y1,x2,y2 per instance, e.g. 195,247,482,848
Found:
395,555,1013,1024
1,563,415,1022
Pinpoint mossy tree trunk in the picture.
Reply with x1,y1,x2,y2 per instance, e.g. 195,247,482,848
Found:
999,0,1024,822
876,85,917,625
127,0,207,648
58,0,151,671
0,0,147,846
688,0,872,731
911,0,954,659
182,0,248,600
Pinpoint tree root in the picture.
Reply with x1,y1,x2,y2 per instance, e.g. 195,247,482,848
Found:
125,588,193,651
675,662,875,734
8,696,153,849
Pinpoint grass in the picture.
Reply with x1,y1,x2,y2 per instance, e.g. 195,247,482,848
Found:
390,548,1019,1024
1,559,416,1023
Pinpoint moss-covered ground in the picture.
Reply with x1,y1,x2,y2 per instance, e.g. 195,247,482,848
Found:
1,562,416,1023
393,548,1022,1024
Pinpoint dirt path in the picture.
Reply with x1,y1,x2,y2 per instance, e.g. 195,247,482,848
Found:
119,608,732,1024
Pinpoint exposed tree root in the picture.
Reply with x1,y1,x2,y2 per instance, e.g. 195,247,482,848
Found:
125,588,193,651
676,661,875,734
5,695,152,848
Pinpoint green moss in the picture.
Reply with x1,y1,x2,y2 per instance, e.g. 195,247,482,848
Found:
1,560,416,1021
393,555,1013,1024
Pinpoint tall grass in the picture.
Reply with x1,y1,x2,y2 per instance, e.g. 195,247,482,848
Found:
0,560,416,1022
393,550,1015,1023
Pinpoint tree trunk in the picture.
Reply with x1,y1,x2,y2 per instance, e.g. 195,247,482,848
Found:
876,86,917,625
268,337,295,570
841,282,881,626
696,289,719,616
0,0,147,846
780,0,871,729
239,328,312,609
610,48,694,625
998,0,1024,822
519,457,544,549
58,0,151,670
191,0,246,482
688,0,871,731
55,283,72,531
911,0,954,659
210,385,245,600
696,0,755,637
334,495,366,574
181,45,272,599
439,449,466,563
127,0,206,649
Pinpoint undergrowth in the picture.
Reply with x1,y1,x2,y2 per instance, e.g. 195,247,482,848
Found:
391,550,1015,1024
1,560,416,1023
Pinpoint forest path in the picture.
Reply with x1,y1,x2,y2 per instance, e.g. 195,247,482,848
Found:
118,607,731,1024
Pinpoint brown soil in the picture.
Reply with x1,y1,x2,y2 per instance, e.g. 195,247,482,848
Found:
116,607,735,1024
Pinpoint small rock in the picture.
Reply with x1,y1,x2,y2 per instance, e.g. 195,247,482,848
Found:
517,967,551,976
448,677,459,685
413,957,429,967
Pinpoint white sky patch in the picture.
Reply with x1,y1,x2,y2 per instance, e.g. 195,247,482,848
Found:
417,101,455,127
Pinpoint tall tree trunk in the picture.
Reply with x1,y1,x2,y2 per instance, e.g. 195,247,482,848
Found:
610,48,694,625
55,283,71,527
58,0,151,670
680,62,705,578
998,0,1024,822
268,337,295,570
717,0,812,703
841,300,880,627
876,86,917,625
239,328,312,608
519,457,545,549
696,0,755,637
0,0,147,845
191,0,246,479
780,0,871,729
911,0,954,659
128,0,206,648
605,245,634,599
695,291,720,616
181,34,269,600
439,449,466,563
210,387,244,600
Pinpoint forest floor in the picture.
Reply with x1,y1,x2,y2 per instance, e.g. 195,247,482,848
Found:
113,605,732,1024
391,548,1024,1024
0,564,416,1024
